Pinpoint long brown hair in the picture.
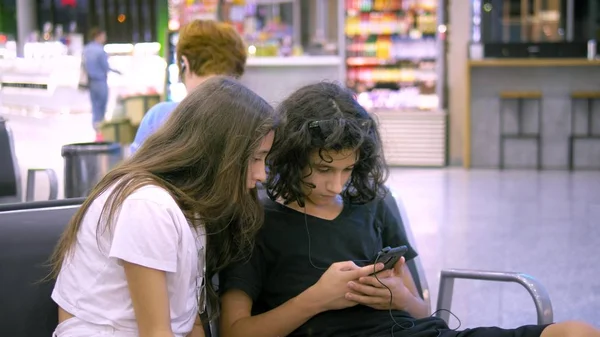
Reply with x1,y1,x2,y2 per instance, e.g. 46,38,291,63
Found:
48,76,276,319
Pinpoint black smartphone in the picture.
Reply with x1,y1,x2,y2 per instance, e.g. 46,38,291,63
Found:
373,245,408,272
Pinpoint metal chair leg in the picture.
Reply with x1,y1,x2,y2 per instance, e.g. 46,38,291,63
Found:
537,98,543,170
26,168,59,202
568,136,574,171
569,98,575,171
499,99,505,170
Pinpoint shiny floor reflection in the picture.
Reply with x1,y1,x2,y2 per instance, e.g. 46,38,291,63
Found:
388,169,600,328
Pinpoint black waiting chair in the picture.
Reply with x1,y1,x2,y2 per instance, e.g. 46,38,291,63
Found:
0,200,80,337
0,191,553,337
0,198,213,337
0,116,59,204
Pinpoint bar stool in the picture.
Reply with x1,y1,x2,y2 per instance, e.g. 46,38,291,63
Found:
568,91,600,170
499,91,543,170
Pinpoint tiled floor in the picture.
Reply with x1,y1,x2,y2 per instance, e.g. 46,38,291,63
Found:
3,110,599,329
387,169,600,329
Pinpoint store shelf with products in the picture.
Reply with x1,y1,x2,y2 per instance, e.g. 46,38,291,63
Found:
167,0,219,31
344,0,446,167
219,0,344,61
164,0,221,102
166,0,337,98
221,0,298,58
163,0,346,105
217,0,346,103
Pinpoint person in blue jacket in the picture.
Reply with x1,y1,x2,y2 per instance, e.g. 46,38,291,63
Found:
83,28,121,141
130,20,247,154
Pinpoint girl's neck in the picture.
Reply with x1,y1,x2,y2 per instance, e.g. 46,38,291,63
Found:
280,195,344,221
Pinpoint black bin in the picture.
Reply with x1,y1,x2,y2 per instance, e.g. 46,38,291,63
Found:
61,142,123,198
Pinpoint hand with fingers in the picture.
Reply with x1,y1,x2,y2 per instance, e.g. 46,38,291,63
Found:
344,257,412,311
305,261,385,312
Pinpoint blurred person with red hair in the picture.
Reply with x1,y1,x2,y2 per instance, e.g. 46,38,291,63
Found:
130,20,247,154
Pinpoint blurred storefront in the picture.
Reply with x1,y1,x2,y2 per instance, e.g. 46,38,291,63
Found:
465,0,600,170
162,0,448,167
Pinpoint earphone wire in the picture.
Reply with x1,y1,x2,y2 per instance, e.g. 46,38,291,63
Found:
371,259,463,337
372,254,415,336
304,210,328,270
305,207,462,336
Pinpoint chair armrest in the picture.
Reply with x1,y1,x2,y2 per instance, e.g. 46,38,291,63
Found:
25,168,59,202
435,269,554,325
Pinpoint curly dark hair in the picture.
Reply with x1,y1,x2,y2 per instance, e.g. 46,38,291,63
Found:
266,82,388,206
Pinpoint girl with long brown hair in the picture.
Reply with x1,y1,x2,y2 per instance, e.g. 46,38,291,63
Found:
50,76,277,337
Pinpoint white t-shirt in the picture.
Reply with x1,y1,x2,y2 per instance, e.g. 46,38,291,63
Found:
52,184,206,336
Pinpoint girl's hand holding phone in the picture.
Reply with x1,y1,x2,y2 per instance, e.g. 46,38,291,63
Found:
344,257,413,311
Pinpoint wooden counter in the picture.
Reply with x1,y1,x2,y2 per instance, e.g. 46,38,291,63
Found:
468,58,600,68
464,58,600,169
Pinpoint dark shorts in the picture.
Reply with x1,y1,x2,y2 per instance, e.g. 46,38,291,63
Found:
369,317,551,337
440,324,552,337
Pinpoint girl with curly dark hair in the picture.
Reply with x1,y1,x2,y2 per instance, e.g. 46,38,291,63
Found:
265,81,389,208
218,82,599,337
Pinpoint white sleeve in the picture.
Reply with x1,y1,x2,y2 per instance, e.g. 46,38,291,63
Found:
108,198,180,273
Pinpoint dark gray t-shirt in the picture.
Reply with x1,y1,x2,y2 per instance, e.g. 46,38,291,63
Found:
220,196,447,336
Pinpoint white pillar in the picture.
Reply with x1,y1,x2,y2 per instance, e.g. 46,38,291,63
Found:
16,0,37,57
